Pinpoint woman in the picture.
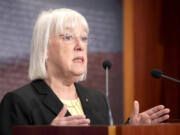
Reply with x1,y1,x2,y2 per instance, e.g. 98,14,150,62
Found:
0,8,170,135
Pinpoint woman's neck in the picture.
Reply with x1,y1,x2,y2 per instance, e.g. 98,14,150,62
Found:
45,77,77,100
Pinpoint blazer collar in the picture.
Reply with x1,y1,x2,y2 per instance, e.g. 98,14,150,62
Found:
31,79,97,123
75,83,90,115
75,83,98,124
31,79,71,116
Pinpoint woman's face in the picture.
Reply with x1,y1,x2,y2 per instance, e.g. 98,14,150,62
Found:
47,27,88,80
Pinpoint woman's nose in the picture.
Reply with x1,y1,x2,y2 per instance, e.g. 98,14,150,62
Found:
74,37,86,51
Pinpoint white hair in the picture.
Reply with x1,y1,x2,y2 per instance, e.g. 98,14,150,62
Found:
28,8,89,81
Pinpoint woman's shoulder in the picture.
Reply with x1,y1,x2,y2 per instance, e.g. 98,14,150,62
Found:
1,82,34,104
2,79,48,101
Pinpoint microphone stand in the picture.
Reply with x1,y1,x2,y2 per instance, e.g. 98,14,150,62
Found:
161,74,180,83
105,66,114,125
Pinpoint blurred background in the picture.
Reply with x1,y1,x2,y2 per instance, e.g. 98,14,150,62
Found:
0,0,180,124
0,0,123,124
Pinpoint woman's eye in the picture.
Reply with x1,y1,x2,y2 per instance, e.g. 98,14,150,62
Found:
64,35,73,40
81,37,88,42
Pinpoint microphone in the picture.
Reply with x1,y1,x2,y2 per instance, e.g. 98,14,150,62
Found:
102,60,114,125
103,60,112,70
151,69,180,83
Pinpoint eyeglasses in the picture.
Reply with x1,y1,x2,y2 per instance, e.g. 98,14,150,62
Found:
57,34,88,44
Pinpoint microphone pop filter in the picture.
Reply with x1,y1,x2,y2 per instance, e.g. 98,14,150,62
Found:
103,60,112,70
151,69,162,78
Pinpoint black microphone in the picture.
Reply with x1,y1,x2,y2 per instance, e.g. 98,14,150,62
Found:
151,69,180,83
102,60,113,125
103,60,112,70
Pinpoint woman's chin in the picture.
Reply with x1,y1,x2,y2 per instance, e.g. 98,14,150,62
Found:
72,71,85,77
72,68,86,75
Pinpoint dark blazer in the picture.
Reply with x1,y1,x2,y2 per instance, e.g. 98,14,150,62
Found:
0,79,109,135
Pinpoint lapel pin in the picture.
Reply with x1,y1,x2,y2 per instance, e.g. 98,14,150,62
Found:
86,98,88,102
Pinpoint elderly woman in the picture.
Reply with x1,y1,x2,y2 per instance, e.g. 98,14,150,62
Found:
0,8,170,135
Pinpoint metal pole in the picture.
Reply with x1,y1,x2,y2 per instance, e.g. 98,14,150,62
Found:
106,67,114,125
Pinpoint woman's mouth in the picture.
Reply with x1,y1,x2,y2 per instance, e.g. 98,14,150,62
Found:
73,56,84,63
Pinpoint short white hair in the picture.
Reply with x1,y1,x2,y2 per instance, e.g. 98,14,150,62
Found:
28,8,89,81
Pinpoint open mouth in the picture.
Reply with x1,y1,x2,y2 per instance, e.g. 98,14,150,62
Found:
73,56,84,63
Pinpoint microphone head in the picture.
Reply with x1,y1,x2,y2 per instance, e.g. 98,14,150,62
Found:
150,69,162,78
103,60,112,70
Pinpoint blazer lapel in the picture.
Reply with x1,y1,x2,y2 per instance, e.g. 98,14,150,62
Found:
31,79,71,117
75,83,98,124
